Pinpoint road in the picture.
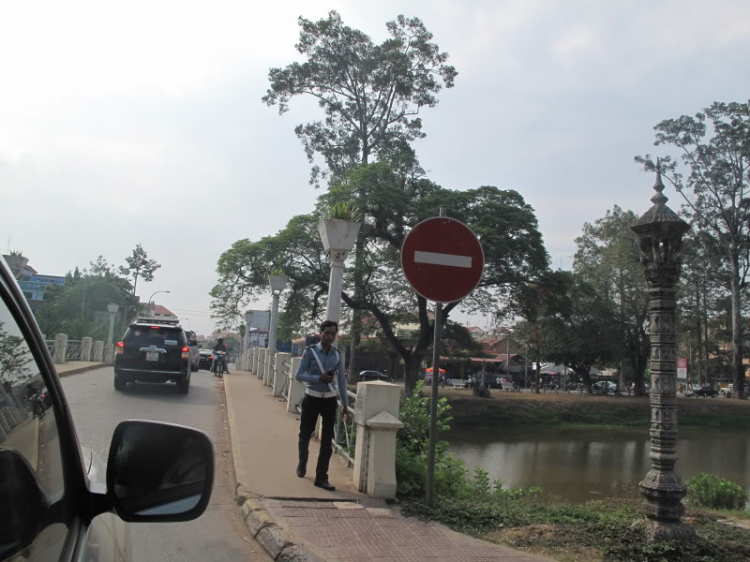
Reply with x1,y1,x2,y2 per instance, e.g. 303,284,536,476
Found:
61,366,271,562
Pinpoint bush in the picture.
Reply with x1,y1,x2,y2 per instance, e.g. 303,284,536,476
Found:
687,473,748,510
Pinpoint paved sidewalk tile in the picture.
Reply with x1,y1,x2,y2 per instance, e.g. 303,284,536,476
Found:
265,500,555,562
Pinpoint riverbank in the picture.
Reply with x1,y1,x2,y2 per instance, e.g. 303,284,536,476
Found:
440,389,750,429
403,495,750,562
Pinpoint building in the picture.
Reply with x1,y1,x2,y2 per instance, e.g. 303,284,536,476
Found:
3,255,66,314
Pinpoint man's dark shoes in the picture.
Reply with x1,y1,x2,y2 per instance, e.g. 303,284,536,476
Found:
314,480,336,491
296,464,306,478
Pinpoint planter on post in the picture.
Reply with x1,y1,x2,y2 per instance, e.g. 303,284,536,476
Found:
631,166,694,543
318,217,361,330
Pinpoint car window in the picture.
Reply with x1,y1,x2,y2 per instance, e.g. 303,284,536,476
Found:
123,326,185,347
0,292,69,562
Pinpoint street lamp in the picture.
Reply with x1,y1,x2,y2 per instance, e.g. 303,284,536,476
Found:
631,164,694,543
265,274,287,387
147,290,170,315
105,303,120,365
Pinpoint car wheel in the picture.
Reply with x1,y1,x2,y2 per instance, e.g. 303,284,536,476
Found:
178,373,191,394
114,375,127,391
192,363,198,372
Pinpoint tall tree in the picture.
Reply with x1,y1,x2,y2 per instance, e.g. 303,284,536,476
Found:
574,206,650,395
263,10,457,391
636,101,750,399
119,243,161,298
212,166,548,394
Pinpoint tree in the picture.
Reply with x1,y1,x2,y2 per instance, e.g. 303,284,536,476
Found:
212,164,549,394
636,101,750,398
119,243,160,297
264,10,457,393
0,321,33,386
574,206,650,396
546,272,619,393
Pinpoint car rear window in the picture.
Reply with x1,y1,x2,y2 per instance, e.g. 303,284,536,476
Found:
123,326,185,347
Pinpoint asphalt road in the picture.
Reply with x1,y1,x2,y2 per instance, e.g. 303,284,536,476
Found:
61,366,271,562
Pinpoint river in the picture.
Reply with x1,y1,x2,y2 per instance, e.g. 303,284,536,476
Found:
448,427,750,503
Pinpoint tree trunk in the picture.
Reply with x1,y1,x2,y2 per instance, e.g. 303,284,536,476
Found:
694,287,703,388
703,289,710,386
404,353,423,395
534,356,541,394
730,259,746,399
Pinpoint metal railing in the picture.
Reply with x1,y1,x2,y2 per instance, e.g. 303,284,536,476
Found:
44,340,54,355
66,340,83,361
280,358,292,401
333,390,357,466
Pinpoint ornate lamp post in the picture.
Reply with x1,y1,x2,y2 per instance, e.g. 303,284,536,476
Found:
631,165,694,542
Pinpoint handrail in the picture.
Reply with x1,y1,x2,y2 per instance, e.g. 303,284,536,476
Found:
333,389,357,466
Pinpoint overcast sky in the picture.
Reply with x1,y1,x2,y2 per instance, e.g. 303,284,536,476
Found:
1,0,749,336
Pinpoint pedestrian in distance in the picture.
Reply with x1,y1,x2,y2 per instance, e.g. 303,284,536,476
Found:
295,320,349,491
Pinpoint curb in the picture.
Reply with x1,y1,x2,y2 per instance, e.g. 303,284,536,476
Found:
57,363,107,377
240,499,324,562
224,373,325,562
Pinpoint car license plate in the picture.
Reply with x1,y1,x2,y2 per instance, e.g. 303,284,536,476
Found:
146,352,159,362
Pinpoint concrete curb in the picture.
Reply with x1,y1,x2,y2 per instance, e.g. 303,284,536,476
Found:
57,362,107,377
240,499,323,562
225,374,325,562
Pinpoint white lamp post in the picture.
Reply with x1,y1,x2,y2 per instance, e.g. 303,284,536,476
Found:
148,290,170,316
267,274,287,355
318,217,361,329
105,303,120,365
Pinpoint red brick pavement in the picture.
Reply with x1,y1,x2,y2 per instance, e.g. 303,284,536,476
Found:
264,500,554,562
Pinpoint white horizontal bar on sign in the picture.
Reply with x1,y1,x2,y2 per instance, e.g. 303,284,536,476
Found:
414,251,472,268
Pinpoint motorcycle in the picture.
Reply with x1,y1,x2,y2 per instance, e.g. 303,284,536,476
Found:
28,391,46,419
212,351,227,377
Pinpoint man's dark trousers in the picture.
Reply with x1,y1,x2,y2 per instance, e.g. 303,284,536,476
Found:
298,395,338,482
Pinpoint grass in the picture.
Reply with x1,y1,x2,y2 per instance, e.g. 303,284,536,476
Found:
402,495,750,562
436,388,750,429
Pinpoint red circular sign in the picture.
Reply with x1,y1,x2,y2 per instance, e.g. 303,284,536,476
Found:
401,217,484,303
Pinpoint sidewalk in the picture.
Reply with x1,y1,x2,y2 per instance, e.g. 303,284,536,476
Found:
225,370,554,562
56,361,106,377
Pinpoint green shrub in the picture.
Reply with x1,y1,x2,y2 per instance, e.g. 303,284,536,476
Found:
687,473,748,510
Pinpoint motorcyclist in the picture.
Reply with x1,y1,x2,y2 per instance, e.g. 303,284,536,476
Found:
212,338,229,374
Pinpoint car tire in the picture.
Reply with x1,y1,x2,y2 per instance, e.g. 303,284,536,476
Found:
178,373,191,394
114,375,127,391
192,363,198,372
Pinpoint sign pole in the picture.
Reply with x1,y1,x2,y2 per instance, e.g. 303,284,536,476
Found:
426,206,446,508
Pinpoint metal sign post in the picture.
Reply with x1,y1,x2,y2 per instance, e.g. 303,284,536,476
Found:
401,207,484,508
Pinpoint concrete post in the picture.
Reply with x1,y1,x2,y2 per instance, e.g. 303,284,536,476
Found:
252,347,258,374
353,381,403,499
288,357,305,413
104,343,115,365
273,353,291,397
93,340,104,362
53,333,68,364
81,337,93,362
264,351,275,387
256,348,266,379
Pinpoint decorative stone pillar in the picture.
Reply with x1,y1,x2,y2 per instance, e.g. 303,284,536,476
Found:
631,166,694,542
81,337,93,362
287,357,305,413
273,353,291,397
53,333,68,364
256,348,266,379
93,340,104,362
104,343,115,365
353,381,403,499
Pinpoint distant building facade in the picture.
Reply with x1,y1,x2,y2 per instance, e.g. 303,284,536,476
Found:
3,255,65,314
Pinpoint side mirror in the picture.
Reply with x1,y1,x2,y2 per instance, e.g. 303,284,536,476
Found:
106,420,214,522
188,339,197,346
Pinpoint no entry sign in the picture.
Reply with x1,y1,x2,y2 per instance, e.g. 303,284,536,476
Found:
401,217,484,303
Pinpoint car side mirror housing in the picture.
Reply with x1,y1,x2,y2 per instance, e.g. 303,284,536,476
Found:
106,420,214,523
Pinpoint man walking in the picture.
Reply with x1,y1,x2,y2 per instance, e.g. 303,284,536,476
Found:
295,320,349,491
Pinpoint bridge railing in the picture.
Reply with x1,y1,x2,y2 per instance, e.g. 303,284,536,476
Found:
66,340,83,361
333,389,357,466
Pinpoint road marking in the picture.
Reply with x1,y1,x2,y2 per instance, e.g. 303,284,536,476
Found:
414,251,472,268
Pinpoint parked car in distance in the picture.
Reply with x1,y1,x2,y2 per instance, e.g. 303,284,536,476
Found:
693,385,718,398
0,255,215,562
113,317,193,394
198,349,214,370
593,380,617,394
184,330,200,371
359,370,391,382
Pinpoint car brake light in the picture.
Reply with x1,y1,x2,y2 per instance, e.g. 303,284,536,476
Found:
182,346,190,359
209,355,214,360
116,341,125,354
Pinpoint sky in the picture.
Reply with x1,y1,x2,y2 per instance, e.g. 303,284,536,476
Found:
1,0,749,336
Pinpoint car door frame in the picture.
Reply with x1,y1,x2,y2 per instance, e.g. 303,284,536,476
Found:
0,260,103,561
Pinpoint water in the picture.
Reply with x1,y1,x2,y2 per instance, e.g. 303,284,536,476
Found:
448,427,750,503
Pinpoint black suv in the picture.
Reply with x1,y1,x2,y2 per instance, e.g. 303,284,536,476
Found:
114,318,194,393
